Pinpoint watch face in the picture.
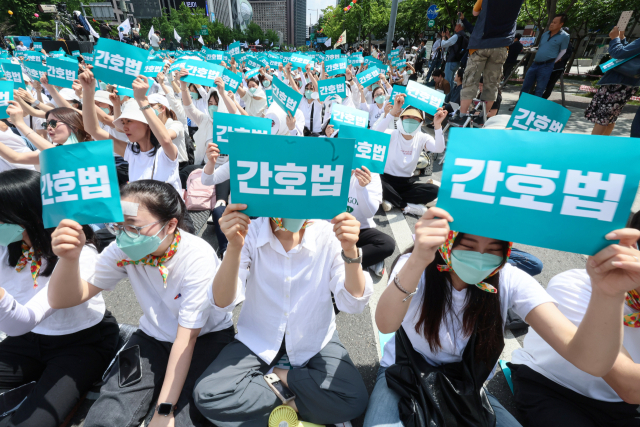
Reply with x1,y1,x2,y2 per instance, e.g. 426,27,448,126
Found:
157,403,173,415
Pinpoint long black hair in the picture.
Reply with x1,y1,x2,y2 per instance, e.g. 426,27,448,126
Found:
0,169,96,276
391,233,510,362
120,180,187,230
130,127,161,157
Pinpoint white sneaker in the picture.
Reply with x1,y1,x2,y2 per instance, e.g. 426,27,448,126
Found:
403,203,427,217
214,199,227,208
382,200,393,212
334,422,353,427
370,261,385,277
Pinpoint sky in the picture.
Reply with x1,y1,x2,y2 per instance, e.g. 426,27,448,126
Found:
306,0,336,26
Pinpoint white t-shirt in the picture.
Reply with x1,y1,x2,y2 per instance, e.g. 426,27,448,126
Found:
383,128,445,177
347,173,382,229
88,231,234,342
360,102,386,129
0,128,37,172
124,143,181,193
298,99,323,133
150,34,160,47
165,118,188,163
381,256,555,381
16,45,27,51
0,245,105,336
512,269,640,402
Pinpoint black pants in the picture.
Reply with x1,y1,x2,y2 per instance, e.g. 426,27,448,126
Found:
380,173,439,209
357,227,395,269
503,62,518,81
0,313,119,427
179,164,203,190
511,363,640,427
542,69,564,99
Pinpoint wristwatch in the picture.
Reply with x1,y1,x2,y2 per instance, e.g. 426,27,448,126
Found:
31,100,40,107
140,104,153,111
341,247,363,264
156,402,177,416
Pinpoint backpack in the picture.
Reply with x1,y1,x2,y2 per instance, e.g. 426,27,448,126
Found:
449,33,469,63
184,169,216,211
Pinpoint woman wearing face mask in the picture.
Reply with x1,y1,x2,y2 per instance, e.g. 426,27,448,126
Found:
358,83,388,128
236,78,268,117
47,180,238,427
364,207,640,427
0,169,118,427
373,96,447,217
258,67,273,89
193,204,372,426
94,90,116,129
81,69,182,193
148,93,189,170
299,75,323,136
0,103,90,166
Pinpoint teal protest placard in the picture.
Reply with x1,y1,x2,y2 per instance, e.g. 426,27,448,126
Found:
169,59,188,72
71,50,80,57
318,77,346,101
2,63,25,89
49,50,64,59
39,139,124,229
364,56,385,69
507,93,571,133
392,57,407,69
264,88,273,106
325,58,347,76
0,81,14,119
205,49,224,64
271,76,302,115
222,69,242,92
24,61,47,82
228,134,354,219
340,125,390,174
227,41,241,56
180,60,224,86
92,38,147,88
325,49,341,61
388,84,406,105
348,55,364,66
600,53,640,74
356,66,381,88
405,80,446,116
25,51,44,63
291,53,314,70
141,60,165,77
33,42,42,51
436,128,640,255
83,52,94,63
115,85,134,98
245,67,260,79
246,55,261,69
331,104,369,130
233,52,248,64
213,112,271,154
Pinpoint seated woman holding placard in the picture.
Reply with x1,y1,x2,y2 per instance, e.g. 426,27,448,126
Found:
193,205,373,426
509,210,640,427
0,169,119,427
364,206,640,427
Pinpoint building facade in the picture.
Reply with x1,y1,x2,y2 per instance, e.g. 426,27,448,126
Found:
249,0,288,44
284,0,305,46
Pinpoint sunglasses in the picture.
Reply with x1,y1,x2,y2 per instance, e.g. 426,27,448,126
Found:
41,119,69,130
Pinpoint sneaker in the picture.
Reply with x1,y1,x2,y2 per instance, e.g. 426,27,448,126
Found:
403,203,428,217
426,178,441,187
370,261,385,277
508,105,516,112
214,199,227,208
382,200,393,212
334,422,353,427
472,115,485,126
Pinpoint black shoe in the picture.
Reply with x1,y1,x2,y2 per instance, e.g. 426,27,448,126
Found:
426,123,434,129
508,106,515,112
472,115,485,126
448,114,469,126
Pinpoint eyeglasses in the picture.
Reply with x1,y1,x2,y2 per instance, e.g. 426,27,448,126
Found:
42,119,69,130
106,220,165,239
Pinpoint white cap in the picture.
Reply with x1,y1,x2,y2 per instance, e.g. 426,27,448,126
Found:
148,93,171,111
59,88,81,102
113,99,148,128
483,115,512,130
94,90,113,106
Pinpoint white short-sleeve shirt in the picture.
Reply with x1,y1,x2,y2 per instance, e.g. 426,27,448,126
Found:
124,143,181,193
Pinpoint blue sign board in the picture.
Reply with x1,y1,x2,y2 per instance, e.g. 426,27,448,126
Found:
427,4,439,20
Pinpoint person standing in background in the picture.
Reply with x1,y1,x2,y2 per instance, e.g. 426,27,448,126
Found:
503,33,524,83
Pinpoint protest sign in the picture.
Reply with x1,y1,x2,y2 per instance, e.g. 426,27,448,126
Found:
246,55,261,69
169,59,188,72
233,52,247,64
39,140,123,229
600,53,640,74
33,42,43,51
392,57,407,69
2,63,25,89
271,76,302,115
245,67,260,79
228,134,354,219
324,49,341,61
115,85,134,98
388,84,407,105
348,55,364,66
325,58,347,76
227,41,241,56
507,93,571,133
264,88,273,106
25,51,44,63
331,104,369,130
318,77,347,101
45,57,78,89
92,38,146,88
49,50,65,59
436,128,640,255
141,60,165,77
24,61,47,82
180,60,224,86
356,66,381,88
83,52,94,63
405,80,446,116
222,69,242,92
364,56,385,69
340,125,390,174
213,112,271,154
0,81,13,119
205,49,224,64
291,53,314,70
71,50,80,57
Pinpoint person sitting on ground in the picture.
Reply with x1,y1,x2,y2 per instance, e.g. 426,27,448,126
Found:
432,69,451,95
510,209,640,427
363,206,640,427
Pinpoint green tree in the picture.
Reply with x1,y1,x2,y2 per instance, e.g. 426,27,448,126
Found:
244,22,264,44
265,29,280,45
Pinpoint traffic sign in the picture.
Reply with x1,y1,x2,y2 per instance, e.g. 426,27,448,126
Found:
428,19,435,28
427,4,439,20
201,25,207,29
201,29,209,35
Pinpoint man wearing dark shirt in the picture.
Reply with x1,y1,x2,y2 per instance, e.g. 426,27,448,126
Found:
99,21,111,38
503,33,523,82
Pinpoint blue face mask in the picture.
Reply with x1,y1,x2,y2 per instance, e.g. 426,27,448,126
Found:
190,92,198,100
374,95,385,105
64,133,79,145
153,107,161,116
0,224,25,246
100,107,111,115
304,90,313,99
401,118,421,134
450,250,503,285
208,105,218,117
263,80,271,88
116,223,168,261
249,87,257,95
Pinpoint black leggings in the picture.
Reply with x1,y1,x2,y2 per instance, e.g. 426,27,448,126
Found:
380,173,439,209
357,227,395,269
0,313,119,427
